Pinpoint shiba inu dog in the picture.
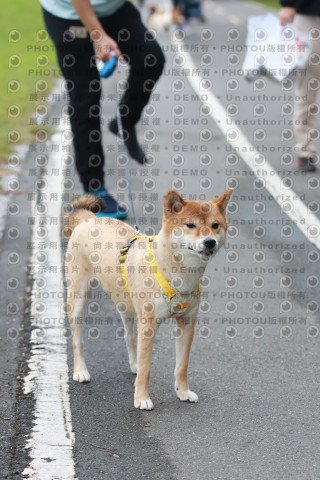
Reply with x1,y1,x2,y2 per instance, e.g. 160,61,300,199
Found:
62,188,233,410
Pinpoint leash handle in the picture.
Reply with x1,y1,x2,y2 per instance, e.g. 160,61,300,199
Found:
97,54,117,78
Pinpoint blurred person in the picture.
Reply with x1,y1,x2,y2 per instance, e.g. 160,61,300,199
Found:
279,0,320,171
40,0,165,217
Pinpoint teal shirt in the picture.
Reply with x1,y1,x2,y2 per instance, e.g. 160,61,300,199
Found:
39,0,127,19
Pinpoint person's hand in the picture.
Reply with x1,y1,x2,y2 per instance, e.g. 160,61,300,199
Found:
91,31,121,61
279,7,296,26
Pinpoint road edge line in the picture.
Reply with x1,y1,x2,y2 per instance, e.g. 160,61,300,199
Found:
22,97,76,479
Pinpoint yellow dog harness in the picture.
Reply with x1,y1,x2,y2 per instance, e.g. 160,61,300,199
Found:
119,235,202,317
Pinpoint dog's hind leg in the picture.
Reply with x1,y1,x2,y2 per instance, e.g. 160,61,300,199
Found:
67,275,91,383
174,316,198,403
119,313,137,373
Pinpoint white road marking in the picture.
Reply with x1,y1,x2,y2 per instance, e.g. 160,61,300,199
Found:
22,86,76,479
228,15,241,25
177,41,320,250
215,5,225,15
0,144,27,240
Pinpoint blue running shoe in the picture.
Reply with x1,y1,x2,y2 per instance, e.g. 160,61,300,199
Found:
85,186,127,219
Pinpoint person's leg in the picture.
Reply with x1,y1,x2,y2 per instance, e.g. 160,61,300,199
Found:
293,14,320,170
42,9,106,191
100,2,165,162
42,9,126,217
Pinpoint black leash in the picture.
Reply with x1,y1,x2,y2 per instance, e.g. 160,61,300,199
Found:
116,99,140,234
98,53,140,233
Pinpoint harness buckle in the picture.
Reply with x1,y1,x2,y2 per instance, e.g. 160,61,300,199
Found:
134,225,141,236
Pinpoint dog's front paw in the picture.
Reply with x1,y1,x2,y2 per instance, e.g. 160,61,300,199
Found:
73,369,91,383
176,389,198,403
134,397,154,410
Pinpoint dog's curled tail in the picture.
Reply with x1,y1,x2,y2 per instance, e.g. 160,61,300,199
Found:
61,194,105,238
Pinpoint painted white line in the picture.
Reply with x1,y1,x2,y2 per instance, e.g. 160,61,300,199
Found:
215,5,225,15
228,15,242,26
22,97,76,479
0,144,27,240
177,41,320,250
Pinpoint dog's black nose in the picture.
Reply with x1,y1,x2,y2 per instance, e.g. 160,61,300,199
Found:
204,238,216,250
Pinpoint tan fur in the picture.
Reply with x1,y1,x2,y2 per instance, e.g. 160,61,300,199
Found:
172,5,185,25
162,189,232,237
62,189,233,410
61,194,105,238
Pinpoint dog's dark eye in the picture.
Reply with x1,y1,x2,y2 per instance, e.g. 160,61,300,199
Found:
186,223,196,229
212,223,219,229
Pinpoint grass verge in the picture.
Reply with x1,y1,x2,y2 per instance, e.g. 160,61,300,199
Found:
0,0,59,164
248,0,279,10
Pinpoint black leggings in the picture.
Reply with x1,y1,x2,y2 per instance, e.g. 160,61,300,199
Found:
43,2,165,191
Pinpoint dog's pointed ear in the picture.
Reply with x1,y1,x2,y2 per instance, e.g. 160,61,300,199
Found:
163,190,185,217
213,188,233,214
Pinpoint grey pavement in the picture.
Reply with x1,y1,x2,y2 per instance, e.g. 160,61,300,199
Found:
1,1,320,479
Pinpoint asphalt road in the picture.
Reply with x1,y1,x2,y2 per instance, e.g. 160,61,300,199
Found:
1,1,320,479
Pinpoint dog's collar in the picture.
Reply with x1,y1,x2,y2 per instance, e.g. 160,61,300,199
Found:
119,235,202,309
